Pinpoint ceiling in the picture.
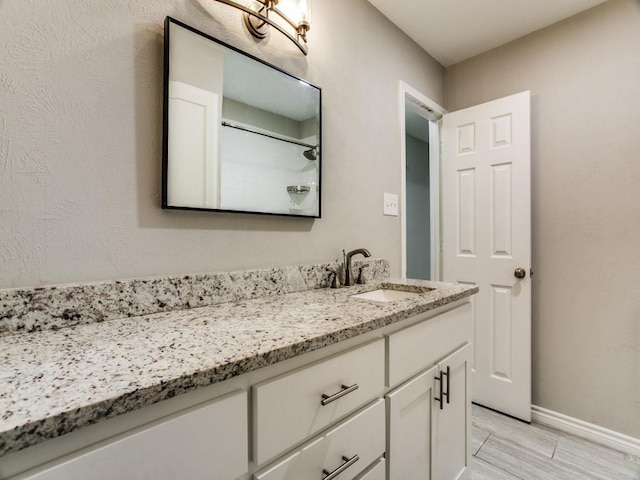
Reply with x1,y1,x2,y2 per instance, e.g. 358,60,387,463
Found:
224,49,319,122
367,0,607,66
405,103,430,142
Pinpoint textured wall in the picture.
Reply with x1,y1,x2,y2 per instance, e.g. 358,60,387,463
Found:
445,0,640,437
0,0,443,288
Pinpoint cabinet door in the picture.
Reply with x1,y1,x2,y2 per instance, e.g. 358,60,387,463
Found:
433,343,472,480
18,391,248,480
354,457,385,480
386,365,438,480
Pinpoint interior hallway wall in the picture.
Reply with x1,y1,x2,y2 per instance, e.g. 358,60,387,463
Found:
445,0,640,437
405,133,430,280
0,0,443,288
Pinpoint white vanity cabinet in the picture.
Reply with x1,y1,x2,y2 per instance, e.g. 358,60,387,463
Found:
4,300,474,480
386,304,473,480
251,303,473,480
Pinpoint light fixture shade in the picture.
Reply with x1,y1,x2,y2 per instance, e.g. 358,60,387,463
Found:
277,0,311,25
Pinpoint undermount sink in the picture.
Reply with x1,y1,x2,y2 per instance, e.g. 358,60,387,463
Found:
350,282,433,302
351,289,420,302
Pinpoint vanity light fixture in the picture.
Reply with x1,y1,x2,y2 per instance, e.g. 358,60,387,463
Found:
214,0,311,54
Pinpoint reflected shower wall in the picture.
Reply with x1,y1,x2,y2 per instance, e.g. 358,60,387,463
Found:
220,125,319,215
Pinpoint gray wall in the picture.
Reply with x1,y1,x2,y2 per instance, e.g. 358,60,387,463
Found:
445,0,640,437
0,0,443,288
405,134,430,280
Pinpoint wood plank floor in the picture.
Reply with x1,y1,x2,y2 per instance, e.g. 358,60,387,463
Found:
471,404,640,480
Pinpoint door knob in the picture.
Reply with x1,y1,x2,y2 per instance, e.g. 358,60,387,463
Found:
514,267,526,279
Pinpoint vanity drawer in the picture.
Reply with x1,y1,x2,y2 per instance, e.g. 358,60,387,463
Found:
18,390,248,480
253,339,385,465
254,399,385,480
387,302,472,387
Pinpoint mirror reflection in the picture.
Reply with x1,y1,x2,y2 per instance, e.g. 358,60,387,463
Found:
163,17,321,217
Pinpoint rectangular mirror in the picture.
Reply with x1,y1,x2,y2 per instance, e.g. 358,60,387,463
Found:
162,17,321,217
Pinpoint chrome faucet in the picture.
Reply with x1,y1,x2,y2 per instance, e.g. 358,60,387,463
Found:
344,248,371,286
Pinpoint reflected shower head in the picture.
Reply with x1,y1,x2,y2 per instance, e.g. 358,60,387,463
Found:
303,147,317,161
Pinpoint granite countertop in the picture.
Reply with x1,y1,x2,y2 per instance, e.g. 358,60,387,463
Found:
0,278,477,457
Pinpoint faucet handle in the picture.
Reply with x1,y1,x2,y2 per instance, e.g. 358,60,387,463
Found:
328,270,341,289
331,271,341,289
356,264,370,284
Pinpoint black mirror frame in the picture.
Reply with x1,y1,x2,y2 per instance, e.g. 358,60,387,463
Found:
161,16,322,218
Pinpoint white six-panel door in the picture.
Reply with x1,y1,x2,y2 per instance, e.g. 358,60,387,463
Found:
442,91,531,421
168,80,219,209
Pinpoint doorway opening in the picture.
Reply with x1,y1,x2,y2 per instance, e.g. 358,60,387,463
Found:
399,82,445,280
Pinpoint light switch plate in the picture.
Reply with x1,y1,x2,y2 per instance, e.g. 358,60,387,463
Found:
384,193,399,216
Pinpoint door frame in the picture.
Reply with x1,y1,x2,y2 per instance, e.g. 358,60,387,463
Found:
399,81,446,280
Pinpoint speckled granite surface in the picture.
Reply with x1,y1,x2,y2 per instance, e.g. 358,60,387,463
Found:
0,275,476,457
0,259,388,336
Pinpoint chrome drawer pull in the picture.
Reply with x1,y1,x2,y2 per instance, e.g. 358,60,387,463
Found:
322,454,360,480
321,383,359,406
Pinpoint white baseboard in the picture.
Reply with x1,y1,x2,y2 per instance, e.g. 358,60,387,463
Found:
531,405,640,457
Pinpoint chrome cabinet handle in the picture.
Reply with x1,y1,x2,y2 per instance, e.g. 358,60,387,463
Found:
321,383,359,406
322,454,359,480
